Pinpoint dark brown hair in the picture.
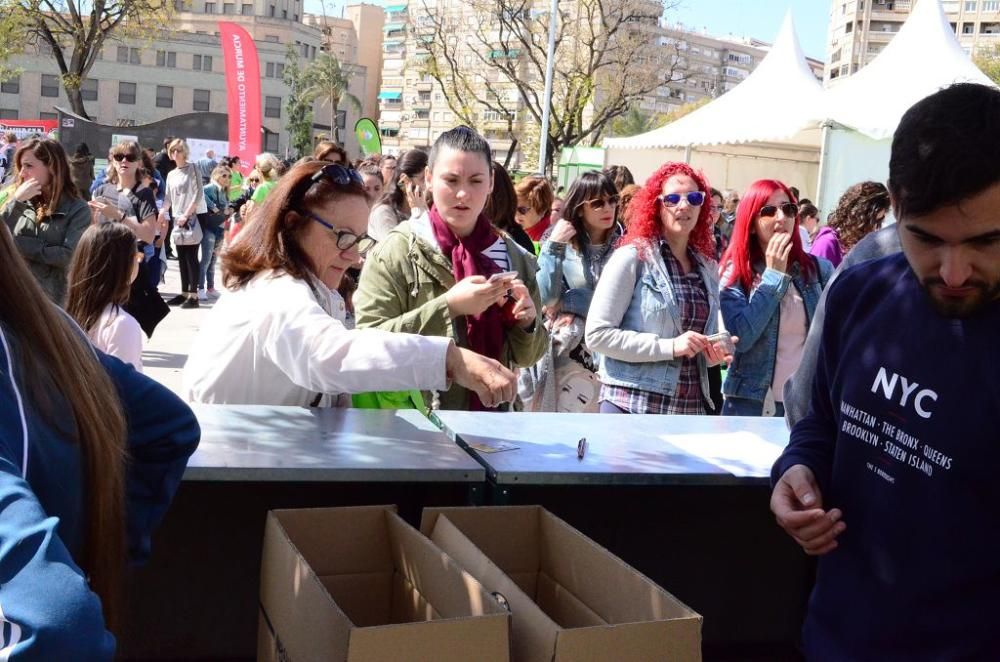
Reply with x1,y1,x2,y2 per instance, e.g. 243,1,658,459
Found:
13,138,80,222
827,181,890,252
222,160,367,289
562,170,619,251
107,140,142,187
66,223,138,334
313,140,348,164
485,161,517,232
0,221,126,630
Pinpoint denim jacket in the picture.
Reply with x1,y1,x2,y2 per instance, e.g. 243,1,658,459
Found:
720,256,834,402
586,241,721,402
536,224,622,318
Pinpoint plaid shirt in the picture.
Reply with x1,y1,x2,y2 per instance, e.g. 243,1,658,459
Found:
599,243,710,415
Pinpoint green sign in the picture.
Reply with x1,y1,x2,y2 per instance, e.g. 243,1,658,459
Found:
354,118,382,157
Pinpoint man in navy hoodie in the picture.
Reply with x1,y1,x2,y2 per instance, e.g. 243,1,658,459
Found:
771,82,1000,660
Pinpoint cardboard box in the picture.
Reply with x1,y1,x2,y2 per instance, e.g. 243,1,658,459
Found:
420,506,702,662
259,505,511,662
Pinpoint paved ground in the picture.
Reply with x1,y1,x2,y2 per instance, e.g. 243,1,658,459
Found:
143,258,214,397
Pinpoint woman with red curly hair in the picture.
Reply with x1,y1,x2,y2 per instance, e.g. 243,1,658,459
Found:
584,162,733,414
718,179,834,417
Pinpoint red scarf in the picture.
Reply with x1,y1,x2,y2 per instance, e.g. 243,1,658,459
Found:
524,213,551,242
429,205,509,410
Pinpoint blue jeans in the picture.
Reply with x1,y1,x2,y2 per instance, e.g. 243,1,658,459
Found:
198,228,223,290
722,397,785,418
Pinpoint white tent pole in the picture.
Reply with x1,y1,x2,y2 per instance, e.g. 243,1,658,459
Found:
683,144,692,164
815,121,833,214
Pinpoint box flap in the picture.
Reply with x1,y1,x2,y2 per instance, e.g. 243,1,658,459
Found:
390,570,442,624
259,511,352,661
553,620,703,662
320,572,393,627
429,512,561,662
386,510,508,620
347,616,510,662
538,510,699,624
270,506,394,576
420,506,541,575
535,571,606,628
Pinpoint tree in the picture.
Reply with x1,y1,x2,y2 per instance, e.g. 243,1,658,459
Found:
283,45,315,158
15,0,174,119
304,53,362,144
609,104,665,137
973,43,1000,85
0,1,27,83
418,0,684,172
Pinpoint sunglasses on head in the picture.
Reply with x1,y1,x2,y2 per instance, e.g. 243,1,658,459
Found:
759,202,798,218
581,194,619,211
113,153,138,163
658,191,705,208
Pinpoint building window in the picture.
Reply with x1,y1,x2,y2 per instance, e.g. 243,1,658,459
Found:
265,62,285,78
293,13,298,20
156,85,173,108
40,74,60,97
985,0,1000,8
0,76,19,94
223,2,235,13
129,48,141,65
193,88,211,111
963,21,975,32
119,81,137,104
117,45,129,63
81,78,99,101
264,95,281,118
241,3,252,13
39,112,57,120
269,5,275,16
845,21,853,32
193,54,213,71
966,0,978,10
0,109,17,119
174,0,185,10
265,34,280,42
156,50,177,67
264,132,279,151
282,8,287,17
205,1,216,12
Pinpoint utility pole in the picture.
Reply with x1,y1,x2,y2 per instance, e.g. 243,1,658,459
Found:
537,0,558,175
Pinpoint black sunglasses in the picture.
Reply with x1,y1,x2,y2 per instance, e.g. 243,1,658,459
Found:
759,202,798,218
580,194,620,211
113,153,139,163
658,191,705,207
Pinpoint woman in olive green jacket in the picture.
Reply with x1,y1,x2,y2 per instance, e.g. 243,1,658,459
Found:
356,127,547,410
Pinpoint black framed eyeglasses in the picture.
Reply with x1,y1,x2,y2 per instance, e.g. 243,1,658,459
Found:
658,191,705,208
759,202,798,218
304,211,377,256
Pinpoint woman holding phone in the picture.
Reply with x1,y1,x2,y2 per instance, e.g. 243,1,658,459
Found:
368,149,428,241
585,162,732,415
718,179,833,417
0,138,90,304
355,126,547,410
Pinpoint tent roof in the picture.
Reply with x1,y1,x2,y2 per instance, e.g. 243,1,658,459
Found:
603,13,824,150
823,0,997,139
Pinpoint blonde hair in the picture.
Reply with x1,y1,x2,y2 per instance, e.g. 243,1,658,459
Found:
255,153,281,181
167,138,189,158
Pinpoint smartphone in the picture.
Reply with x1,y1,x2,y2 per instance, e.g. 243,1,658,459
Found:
706,331,735,355
488,271,518,283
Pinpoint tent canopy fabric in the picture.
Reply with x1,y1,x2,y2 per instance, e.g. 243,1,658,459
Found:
603,12,824,150
823,0,997,140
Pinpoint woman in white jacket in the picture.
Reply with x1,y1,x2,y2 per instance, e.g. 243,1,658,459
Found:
183,161,515,408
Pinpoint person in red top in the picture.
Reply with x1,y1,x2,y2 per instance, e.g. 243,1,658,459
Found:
514,175,554,250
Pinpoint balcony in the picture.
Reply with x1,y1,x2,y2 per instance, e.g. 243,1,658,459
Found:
415,79,434,91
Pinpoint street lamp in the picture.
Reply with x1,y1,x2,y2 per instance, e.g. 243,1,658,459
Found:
538,0,558,174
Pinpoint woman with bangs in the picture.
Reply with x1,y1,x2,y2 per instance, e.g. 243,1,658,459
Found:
718,179,834,417
1,138,90,304
585,162,733,415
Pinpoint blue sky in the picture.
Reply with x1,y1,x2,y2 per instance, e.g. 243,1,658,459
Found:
304,0,830,61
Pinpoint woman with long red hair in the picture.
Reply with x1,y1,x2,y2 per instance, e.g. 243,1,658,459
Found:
718,179,834,417
585,162,734,415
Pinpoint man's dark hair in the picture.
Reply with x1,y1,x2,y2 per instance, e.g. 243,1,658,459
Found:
889,83,1000,220
428,126,492,170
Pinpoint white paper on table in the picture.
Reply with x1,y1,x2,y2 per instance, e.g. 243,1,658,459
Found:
659,432,784,478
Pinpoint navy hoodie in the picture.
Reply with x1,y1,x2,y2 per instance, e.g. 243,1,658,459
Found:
0,325,200,659
773,253,1000,661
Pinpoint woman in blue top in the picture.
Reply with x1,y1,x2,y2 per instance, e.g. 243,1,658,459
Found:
718,179,833,417
199,166,233,299
0,220,199,657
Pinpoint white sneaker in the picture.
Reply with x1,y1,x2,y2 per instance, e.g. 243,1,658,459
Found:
206,288,221,299
197,288,208,301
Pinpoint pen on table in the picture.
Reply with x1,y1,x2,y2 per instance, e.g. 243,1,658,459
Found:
577,437,587,460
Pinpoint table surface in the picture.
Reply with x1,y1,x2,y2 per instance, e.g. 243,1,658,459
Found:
432,411,790,486
184,405,485,483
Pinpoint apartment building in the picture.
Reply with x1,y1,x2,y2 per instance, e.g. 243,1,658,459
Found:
0,1,381,157
827,0,1000,83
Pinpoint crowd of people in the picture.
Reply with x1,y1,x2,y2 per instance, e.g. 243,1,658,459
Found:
0,81,997,656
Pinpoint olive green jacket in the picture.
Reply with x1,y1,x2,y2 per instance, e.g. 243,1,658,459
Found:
2,196,91,305
355,213,548,410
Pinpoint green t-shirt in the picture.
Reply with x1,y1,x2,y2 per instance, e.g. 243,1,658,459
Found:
228,171,244,201
250,180,277,204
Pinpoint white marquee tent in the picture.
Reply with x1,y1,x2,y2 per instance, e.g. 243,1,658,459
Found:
602,13,825,197
816,0,997,213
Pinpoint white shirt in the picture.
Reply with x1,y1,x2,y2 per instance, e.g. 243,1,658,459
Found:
182,270,452,406
88,305,144,372
798,226,812,252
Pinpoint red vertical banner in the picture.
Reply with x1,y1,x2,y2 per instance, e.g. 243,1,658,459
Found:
219,22,262,174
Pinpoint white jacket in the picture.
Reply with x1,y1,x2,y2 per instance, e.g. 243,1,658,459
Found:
183,270,451,406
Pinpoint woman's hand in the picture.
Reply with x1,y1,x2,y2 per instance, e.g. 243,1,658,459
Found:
175,213,189,227
765,232,793,273
13,178,42,203
548,219,576,244
705,335,739,367
87,199,124,221
446,275,509,318
671,331,710,359
506,279,537,330
405,178,427,212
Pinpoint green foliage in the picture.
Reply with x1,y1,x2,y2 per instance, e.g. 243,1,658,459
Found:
284,46,315,158
304,53,362,144
973,43,1000,86
0,1,26,83
609,105,664,137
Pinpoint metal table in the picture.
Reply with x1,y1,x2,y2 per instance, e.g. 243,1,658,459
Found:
432,411,808,660
122,406,484,661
